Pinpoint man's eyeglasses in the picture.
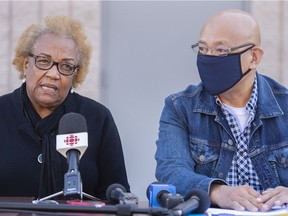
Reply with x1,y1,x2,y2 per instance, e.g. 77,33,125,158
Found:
28,54,79,76
191,43,255,56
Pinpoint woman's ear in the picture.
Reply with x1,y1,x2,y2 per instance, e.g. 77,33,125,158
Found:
23,57,29,74
250,46,264,69
73,68,79,76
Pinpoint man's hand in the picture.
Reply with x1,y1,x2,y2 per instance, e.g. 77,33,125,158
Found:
210,184,261,211
257,186,288,211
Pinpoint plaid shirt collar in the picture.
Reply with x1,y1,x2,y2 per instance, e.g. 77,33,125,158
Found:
216,76,258,118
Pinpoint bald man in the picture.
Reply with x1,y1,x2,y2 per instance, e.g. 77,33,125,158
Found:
155,9,288,212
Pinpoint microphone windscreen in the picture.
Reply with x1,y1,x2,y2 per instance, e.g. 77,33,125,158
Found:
106,183,126,201
58,112,87,134
184,189,211,214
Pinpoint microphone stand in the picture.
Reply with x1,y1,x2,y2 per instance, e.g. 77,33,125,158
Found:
34,150,99,203
34,190,99,203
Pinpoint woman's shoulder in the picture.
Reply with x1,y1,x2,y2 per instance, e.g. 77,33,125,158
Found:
70,93,112,116
0,88,20,105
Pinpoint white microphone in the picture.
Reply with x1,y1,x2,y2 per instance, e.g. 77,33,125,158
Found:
56,112,88,200
56,113,88,160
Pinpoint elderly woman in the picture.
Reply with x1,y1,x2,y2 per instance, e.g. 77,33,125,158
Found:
0,16,130,200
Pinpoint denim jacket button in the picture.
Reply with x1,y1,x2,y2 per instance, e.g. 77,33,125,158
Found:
218,172,224,178
281,157,286,164
199,155,206,162
228,139,234,145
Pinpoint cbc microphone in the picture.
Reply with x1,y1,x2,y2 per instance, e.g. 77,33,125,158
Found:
170,189,211,215
56,112,88,200
106,183,138,205
147,182,183,209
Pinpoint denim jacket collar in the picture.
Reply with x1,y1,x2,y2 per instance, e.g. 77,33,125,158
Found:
194,73,284,118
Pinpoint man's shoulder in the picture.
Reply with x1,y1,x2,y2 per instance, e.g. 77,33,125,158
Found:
258,73,288,94
167,83,204,101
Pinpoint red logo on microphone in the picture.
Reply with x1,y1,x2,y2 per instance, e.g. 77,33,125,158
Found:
64,134,80,146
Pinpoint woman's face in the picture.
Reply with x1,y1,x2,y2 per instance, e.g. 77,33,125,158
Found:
23,34,79,117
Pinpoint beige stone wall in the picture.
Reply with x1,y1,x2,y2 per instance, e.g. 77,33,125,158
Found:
1,1,287,99
0,0,101,100
251,1,288,85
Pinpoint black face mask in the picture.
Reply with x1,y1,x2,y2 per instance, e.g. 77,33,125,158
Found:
197,46,254,96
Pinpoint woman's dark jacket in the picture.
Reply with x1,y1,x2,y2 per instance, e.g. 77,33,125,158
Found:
0,86,130,199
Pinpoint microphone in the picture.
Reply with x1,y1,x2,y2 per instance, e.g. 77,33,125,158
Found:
147,182,184,209
170,189,211,215
56,112,88,200
106,183,138,205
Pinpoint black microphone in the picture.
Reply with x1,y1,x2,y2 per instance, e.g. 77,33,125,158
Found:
106,183,138,205
170,189,211,215
56,112,88,200
146,182,184,209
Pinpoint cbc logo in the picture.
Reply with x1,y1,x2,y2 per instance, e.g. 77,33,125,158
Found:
64,134,80,146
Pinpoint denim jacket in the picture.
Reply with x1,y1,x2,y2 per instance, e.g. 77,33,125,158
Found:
155,73,288,196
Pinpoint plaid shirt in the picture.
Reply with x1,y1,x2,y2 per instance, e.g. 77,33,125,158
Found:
216,77,263,193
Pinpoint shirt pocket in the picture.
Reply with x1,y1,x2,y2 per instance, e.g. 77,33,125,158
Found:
189,136,220,176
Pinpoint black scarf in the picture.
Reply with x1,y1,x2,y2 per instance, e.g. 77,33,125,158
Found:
21,83,70,199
